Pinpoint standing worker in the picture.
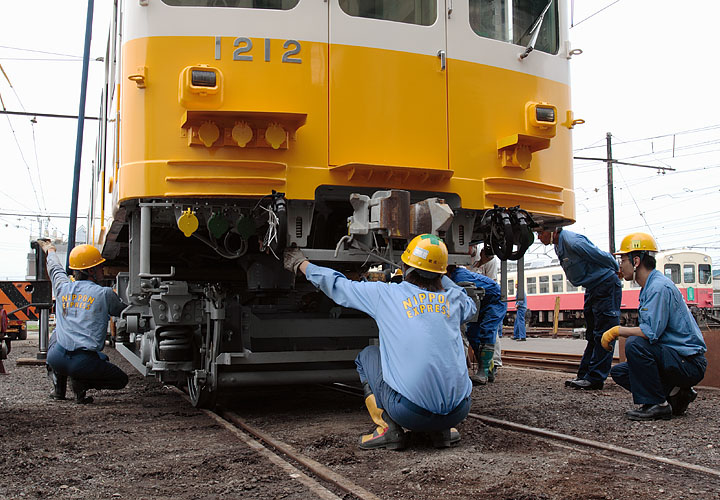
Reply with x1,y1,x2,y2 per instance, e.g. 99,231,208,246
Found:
37,240,128,404
537,228,621,390
448,265,506,385
513,297,527,341
602,233,707,420
284,234,476,450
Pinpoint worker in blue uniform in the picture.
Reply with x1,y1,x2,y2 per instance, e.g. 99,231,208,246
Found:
447,266,506,385
537,228,621,390
284,234,476,450
601,233,707,421
38,240,128,404
513,298,527,341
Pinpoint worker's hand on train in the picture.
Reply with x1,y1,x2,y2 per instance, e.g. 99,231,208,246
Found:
600,325,620,351
283,247,308,275
37,239,56,253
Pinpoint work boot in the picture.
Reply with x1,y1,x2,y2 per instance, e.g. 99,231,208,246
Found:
71,378,94,405
470,344,494,386
625,403,672,421
429,427,461,448
358,383,407,451
47,366,67,400
565,378,580,387
667,387,698,416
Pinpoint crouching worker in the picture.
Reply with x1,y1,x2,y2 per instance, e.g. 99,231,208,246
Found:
602,233,707,421
447,264,506,384
283,235,476,450
38,240,129,404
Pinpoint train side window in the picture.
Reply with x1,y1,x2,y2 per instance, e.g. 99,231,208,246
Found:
566,280,578,292
683,264,696,284
552,274,563,293
664,264,681,284
539,275,549,294
508,279,515,295
699,264,712,284
526,277,537,294
339,0,437,26
161,0,299,9
469,0,559,55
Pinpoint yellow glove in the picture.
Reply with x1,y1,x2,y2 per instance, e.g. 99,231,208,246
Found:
600,326,620,351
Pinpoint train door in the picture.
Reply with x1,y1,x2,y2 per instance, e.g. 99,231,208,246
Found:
328,1,449,170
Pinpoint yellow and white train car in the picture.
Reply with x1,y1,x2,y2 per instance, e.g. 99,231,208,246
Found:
88,0,579,406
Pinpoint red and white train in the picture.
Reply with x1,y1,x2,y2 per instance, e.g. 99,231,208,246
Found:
504,249,715,328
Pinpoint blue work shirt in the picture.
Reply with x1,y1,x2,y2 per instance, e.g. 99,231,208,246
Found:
47,252,125,352
449,267,507,337
556,230,618,289
305,263,475,415
638,269,707,357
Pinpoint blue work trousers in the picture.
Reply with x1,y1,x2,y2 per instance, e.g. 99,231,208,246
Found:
513,301,527,340
47,342,128,392
577,274,622,384
610,336,707,405
355,345,470,432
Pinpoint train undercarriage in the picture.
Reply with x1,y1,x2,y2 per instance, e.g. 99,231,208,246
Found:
104,188,539,407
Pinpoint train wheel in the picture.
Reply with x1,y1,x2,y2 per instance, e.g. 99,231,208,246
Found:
18,328,27,341
187,370,217,409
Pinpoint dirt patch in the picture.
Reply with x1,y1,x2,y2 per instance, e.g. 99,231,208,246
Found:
2,336,719,500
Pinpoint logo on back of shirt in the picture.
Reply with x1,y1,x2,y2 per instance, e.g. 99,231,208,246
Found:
61,293,95,316
402,292,449,319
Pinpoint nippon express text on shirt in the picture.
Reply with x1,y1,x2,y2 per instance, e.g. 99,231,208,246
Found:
61,294,96,313
402,292,449,319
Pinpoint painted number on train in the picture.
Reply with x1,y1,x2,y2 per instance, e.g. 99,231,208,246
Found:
215,37,301,64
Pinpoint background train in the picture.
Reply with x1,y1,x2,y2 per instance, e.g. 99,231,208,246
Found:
86,0,580,406
503,249,716,328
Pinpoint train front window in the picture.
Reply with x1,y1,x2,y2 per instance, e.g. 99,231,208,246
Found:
469,0,559,54
161,0,299,9
527,277,536,294
552,274,563,293
539,275,549,294
683,264,696,284
339,0,437,26
664,263,681,284
699,264,712,284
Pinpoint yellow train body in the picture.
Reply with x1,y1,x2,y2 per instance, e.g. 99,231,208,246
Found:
106,1,575,230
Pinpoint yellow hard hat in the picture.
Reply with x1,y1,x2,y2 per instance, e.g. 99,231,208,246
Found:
614,232,659,255
69,244,106,270
401,234,448,274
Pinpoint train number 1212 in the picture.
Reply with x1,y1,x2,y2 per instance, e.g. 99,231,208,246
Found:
215,37,302,64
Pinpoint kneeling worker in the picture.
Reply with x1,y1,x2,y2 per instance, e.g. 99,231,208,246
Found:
601,233,707,420
38,240,129,404
447,264,506,384
284,234,476,450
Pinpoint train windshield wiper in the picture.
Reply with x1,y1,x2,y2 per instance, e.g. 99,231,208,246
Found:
519,0,553,60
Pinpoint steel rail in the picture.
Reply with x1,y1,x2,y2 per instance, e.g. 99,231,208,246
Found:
220,409,383,500
468,413,720,479
173,387,372,500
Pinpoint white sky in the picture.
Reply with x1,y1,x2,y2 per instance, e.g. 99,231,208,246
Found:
1,0,719,279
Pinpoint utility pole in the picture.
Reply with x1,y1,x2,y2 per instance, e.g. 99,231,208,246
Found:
606,132,615,253
574,135,676,255
67,0,95,270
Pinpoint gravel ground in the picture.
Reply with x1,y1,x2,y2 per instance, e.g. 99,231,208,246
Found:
1,335,718,500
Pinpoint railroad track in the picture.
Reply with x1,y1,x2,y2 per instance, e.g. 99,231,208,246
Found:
501,350,620,372
187,382,720,497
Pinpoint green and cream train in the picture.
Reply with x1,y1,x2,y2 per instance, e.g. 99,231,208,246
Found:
89,0,580,406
